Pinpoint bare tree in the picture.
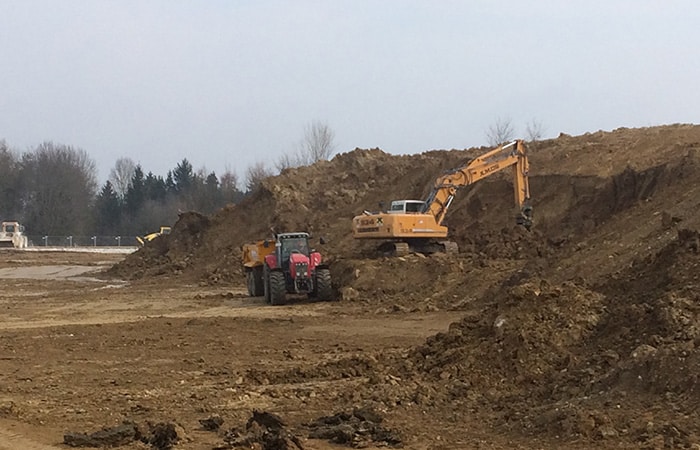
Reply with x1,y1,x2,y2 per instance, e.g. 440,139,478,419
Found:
274,121,336,172
220,166,239,192
219,166,243,204
108,157,136,199
274,151,303,172
486,117,515,146
299,120,335,164
525,118,546,142
244,161,273,193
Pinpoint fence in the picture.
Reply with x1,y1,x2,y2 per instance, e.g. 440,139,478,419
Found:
25,235,140,248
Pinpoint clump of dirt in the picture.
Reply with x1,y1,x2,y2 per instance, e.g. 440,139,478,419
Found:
220,410,304,450
199,414,224,431
64,422,139,447
305,406,403,448
64,420,181,449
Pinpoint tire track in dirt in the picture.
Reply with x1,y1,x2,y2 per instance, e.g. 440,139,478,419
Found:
0,427,63,450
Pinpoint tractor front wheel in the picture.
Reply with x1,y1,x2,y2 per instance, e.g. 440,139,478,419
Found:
315,268,333,302
269,271,287,306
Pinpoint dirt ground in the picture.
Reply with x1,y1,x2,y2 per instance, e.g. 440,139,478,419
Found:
2,124,700,449
0,249,537,450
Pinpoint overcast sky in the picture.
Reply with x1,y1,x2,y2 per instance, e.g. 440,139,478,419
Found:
1,1,698,183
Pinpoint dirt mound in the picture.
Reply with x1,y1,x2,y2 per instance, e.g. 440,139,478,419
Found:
113,124,700,288
592,227,700,397
384,227,700,445
410,279,605,388
108,124,700,446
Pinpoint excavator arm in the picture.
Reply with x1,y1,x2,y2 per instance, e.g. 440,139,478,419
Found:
422,140,532,228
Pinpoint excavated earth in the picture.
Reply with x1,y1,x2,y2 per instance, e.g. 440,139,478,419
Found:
1,124,700,449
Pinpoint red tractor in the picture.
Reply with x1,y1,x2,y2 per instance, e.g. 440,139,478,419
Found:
262,232,333,305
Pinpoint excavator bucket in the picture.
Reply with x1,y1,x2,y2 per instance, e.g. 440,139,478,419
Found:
516,206,533,231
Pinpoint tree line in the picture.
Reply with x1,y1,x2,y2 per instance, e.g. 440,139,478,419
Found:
0,121,336,238
0,140,246,237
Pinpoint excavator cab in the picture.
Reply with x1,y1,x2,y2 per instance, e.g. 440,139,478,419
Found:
388,200,425,214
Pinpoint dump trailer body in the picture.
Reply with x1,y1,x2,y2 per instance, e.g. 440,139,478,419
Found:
241,238,276,296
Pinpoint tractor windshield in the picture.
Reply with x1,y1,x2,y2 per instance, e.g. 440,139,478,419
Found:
281,237,310,261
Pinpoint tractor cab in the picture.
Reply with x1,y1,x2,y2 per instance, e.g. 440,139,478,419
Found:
277,233,310,263
1,222,23,234
387,200,426,214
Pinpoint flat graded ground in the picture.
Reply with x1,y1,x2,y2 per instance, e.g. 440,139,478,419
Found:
0,249,491,450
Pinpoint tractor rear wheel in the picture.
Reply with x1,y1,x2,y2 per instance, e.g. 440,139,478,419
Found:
251,266,264,296
246,271,255,296
263,265,271,304
315,268,333,302
269,271,287,306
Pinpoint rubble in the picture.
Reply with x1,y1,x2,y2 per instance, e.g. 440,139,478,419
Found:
63,421,180,449
305,406,402,448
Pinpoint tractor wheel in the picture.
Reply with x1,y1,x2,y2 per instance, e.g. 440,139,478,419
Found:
269,271,287,306
251,266,264,296
246,271,255,296
263,265,271,304
315,268,333,302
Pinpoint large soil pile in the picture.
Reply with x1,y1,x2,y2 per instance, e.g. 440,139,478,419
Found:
113,124,700,282
391,227,700,446
111,123,700,446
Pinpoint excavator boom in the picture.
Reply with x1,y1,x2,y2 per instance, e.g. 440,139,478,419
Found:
423,140,530,225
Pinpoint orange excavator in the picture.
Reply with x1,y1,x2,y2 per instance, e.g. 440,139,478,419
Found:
351,139,532,256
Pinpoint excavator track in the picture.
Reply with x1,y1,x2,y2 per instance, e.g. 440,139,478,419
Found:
393,242,410,257
440,241,459,254
377,240,457,257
